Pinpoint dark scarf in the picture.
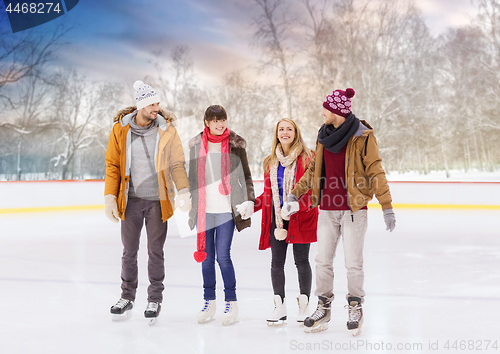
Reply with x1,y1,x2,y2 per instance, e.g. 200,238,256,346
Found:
317,112,360,153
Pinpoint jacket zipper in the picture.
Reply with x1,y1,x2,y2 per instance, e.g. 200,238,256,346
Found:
346,137,357,222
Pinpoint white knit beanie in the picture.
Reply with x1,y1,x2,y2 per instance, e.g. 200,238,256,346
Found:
133,80,160,110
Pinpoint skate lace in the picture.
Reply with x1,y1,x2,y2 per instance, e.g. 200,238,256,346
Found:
115,298,130,309
345,303,362,321
146,302,159,311
202,300,211,312
310,304,327,320
224,302,231,313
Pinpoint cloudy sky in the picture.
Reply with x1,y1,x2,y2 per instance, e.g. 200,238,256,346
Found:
1,0,478,87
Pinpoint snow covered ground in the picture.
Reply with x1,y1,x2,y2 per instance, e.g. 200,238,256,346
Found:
386,170,500,182
0,177,499,354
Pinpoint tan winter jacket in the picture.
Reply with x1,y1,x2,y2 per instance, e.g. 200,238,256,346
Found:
292,120,392,212
104,106,189,222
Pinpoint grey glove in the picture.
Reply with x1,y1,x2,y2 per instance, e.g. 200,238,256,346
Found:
281,193,299,219
383,208,396,232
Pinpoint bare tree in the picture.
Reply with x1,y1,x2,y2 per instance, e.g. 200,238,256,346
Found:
474,0,500,130
439,25,498,173
49,69,123,179
0,14,69,179
0,13,68,111
209,70,281,177
146,45,206,163
252,0,297,119
147,45,203,117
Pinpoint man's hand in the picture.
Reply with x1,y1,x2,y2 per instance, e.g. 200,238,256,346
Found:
104,194,120,223
175,188,192,212
281,193,299,219
383,208,396,232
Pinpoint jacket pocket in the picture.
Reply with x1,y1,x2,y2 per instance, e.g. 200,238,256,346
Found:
353,172,371,198
298,208,318,232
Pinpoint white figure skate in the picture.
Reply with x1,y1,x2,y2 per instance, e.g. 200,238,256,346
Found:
296,294,309,326
220,301,238,325
197,299,216,324
267,295,287,326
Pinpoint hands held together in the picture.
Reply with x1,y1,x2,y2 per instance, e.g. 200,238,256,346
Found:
105,188,192,224
175,188,192,212
281,193,396,233
236,201,254,220
281,193,300,219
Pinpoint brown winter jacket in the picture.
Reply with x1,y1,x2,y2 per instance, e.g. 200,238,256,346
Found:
187,130,255,232
292,120,393,212
104,106,190,222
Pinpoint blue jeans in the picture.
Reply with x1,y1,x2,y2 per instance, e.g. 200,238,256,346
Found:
202,213,237,301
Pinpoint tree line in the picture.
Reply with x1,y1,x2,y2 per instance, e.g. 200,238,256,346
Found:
1,0,499,181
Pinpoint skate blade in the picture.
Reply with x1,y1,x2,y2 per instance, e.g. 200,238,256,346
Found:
267,319,286,327
148,317,158,326
112,310,132,322
348,317,363,336
304,322,329,333
221,318,237,326
197,316,215,324
350,327,362,336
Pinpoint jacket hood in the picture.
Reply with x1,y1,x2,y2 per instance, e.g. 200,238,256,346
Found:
355,119,373,137
113,106,177,130
188,129,246,149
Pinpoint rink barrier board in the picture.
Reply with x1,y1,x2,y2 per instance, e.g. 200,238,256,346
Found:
0,179,499,213
0,205,104,214
1,203,499,214
1,179,499,184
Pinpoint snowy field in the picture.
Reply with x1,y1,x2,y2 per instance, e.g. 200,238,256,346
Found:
0,177,499,354
386,170,500,182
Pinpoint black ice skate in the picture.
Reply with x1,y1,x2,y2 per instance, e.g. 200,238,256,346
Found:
110,298,134,321
345,297,363,336
303,296,331,333
144,302,161,326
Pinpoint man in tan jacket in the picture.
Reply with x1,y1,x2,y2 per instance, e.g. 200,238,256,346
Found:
282,88,396,335
104,80,191,325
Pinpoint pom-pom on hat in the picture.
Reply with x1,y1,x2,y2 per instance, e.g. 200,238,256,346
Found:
133,80,160,110
323,88,355,118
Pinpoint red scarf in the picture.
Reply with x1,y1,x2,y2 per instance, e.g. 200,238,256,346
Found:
194,126,231,262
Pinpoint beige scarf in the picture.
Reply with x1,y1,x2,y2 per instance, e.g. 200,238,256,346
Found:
270,145,299,241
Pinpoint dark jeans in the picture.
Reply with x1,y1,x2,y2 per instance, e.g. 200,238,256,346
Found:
202,213,237,301
270,210,312,300
120,197,167,303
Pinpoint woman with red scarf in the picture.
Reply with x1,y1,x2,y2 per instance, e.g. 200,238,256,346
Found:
254,118,318,326
188,105,255,325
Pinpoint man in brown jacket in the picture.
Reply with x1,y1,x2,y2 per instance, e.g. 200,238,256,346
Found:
104,80,190,325
282,88,396,335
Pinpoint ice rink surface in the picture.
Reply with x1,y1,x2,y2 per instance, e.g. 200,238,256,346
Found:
1,204,499,354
